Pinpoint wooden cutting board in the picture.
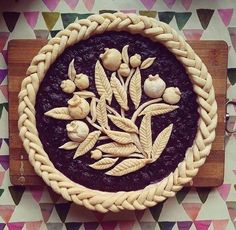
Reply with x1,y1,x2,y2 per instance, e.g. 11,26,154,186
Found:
8,40,227,186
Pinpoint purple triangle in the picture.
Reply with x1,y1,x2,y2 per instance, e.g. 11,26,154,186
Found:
1,50,8,65
0,69,7,84
0,223,5,230
163,0,176,9
177,221,192,230
181,0,192,10
23,12,39,29
64,0,79,10
4,138,9,146
7,222,24,230
84,222,99,230
140,0,156,10
0,155,9,170
42,0,60,11
30,186,44,202
217,8,233,27
101,221,117,230
0,139,2,148
228,27,236,52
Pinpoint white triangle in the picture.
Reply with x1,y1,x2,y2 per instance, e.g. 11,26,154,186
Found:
197,189,230,219
0,138,9,155
38,188,53,203
0,54,6,68
0,108,8,138
132,222,142,230
140,208,155,222
228,43,236,68
103,209,136,221
1,77,7,85
47,207,62,223
0,171,15,205
51,15,63,31
65,203,96,222
226,185,236,202
35,13,48,30
159,197,190,221
181,188,202,203
0,90,7,104
10,190,43,221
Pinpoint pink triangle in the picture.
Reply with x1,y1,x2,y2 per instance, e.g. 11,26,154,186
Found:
7,222,24,230
140,0,156,10
182,203,201,220
119,221,135,230
93,211,105,222
233,170,236,175
181,0,192,10
227,202,236,220
228,27,236,52
64,0,79,10
1,50,8,64
0,171,4,186
183,29,203,40
217,184,231,201
30,186,44,203
0,32,10,53
0,205,15,223
83,0,95,11
101,221,117,230
23,12,39,29
163,0,176,9
40,203,54,222
25,221,42,230
0,85,8,100
194,220,211,230
217,9,233,27
42,0,60,11
212,220,229,230
135,210,145,220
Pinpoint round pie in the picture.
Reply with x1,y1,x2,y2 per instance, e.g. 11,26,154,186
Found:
18,13,217,212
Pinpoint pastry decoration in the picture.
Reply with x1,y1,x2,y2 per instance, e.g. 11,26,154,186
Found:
60,79,76,93
144,74,166,98
44,45,182,176
66,120,89,142
163,87,181,104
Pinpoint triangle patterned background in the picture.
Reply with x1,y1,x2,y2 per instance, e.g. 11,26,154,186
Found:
0,0,236,229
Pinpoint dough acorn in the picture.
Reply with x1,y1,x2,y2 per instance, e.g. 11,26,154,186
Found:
118,63,130,77
91,149,103,160
163,87,181,104
144,74,166,98
74,73,89,90
68,94,90,119
100,48,122,71
60,79,76,93
130,54,141,68
66,120,89,142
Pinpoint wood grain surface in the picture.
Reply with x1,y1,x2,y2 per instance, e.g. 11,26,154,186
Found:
8,39,227,187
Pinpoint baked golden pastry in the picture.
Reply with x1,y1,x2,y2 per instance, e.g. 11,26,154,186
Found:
18,13,217,212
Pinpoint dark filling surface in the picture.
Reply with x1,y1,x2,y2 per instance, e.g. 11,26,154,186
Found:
35,31,199,192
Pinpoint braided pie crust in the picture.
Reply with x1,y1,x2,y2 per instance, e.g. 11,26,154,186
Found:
18,13,217,212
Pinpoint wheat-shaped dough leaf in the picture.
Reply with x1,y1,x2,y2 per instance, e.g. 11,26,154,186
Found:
110,74,128,111
95,60,112,104
90,97,97,123
139,103,179,116
68,59,76,81
97,142,139,156
104,130,133,144
122,45,129,64
108,115,138,134
106,158,151,176
129,67,141,109
74,91,95,99
152,124,173,161
89,157,118,170
140,57,156,69
74,131,101,158
96,95,109,129
139,115,152,158
44,107,72,120
59,141,79,150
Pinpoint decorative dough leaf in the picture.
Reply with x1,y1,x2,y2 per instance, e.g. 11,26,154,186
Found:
90,97,97,122
122,45,129,64
110,74,128,111
139,103,179,116
96,95,109,129
59,141,79,150
139,115,152,158
89,157,118,170
152,124,173,161
74,91,95,98
104,130,133,144
74,131,101,158
129,68,141,109
97,142,139,156
44,107,72,120
95,60,113,104
140,57,156,69
106,158,151,176
108,115,138,134
68,59,76,81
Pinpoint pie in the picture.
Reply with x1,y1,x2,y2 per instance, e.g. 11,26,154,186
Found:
18,13,217,212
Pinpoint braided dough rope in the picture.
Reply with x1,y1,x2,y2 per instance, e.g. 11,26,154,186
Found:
18,13,217,213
